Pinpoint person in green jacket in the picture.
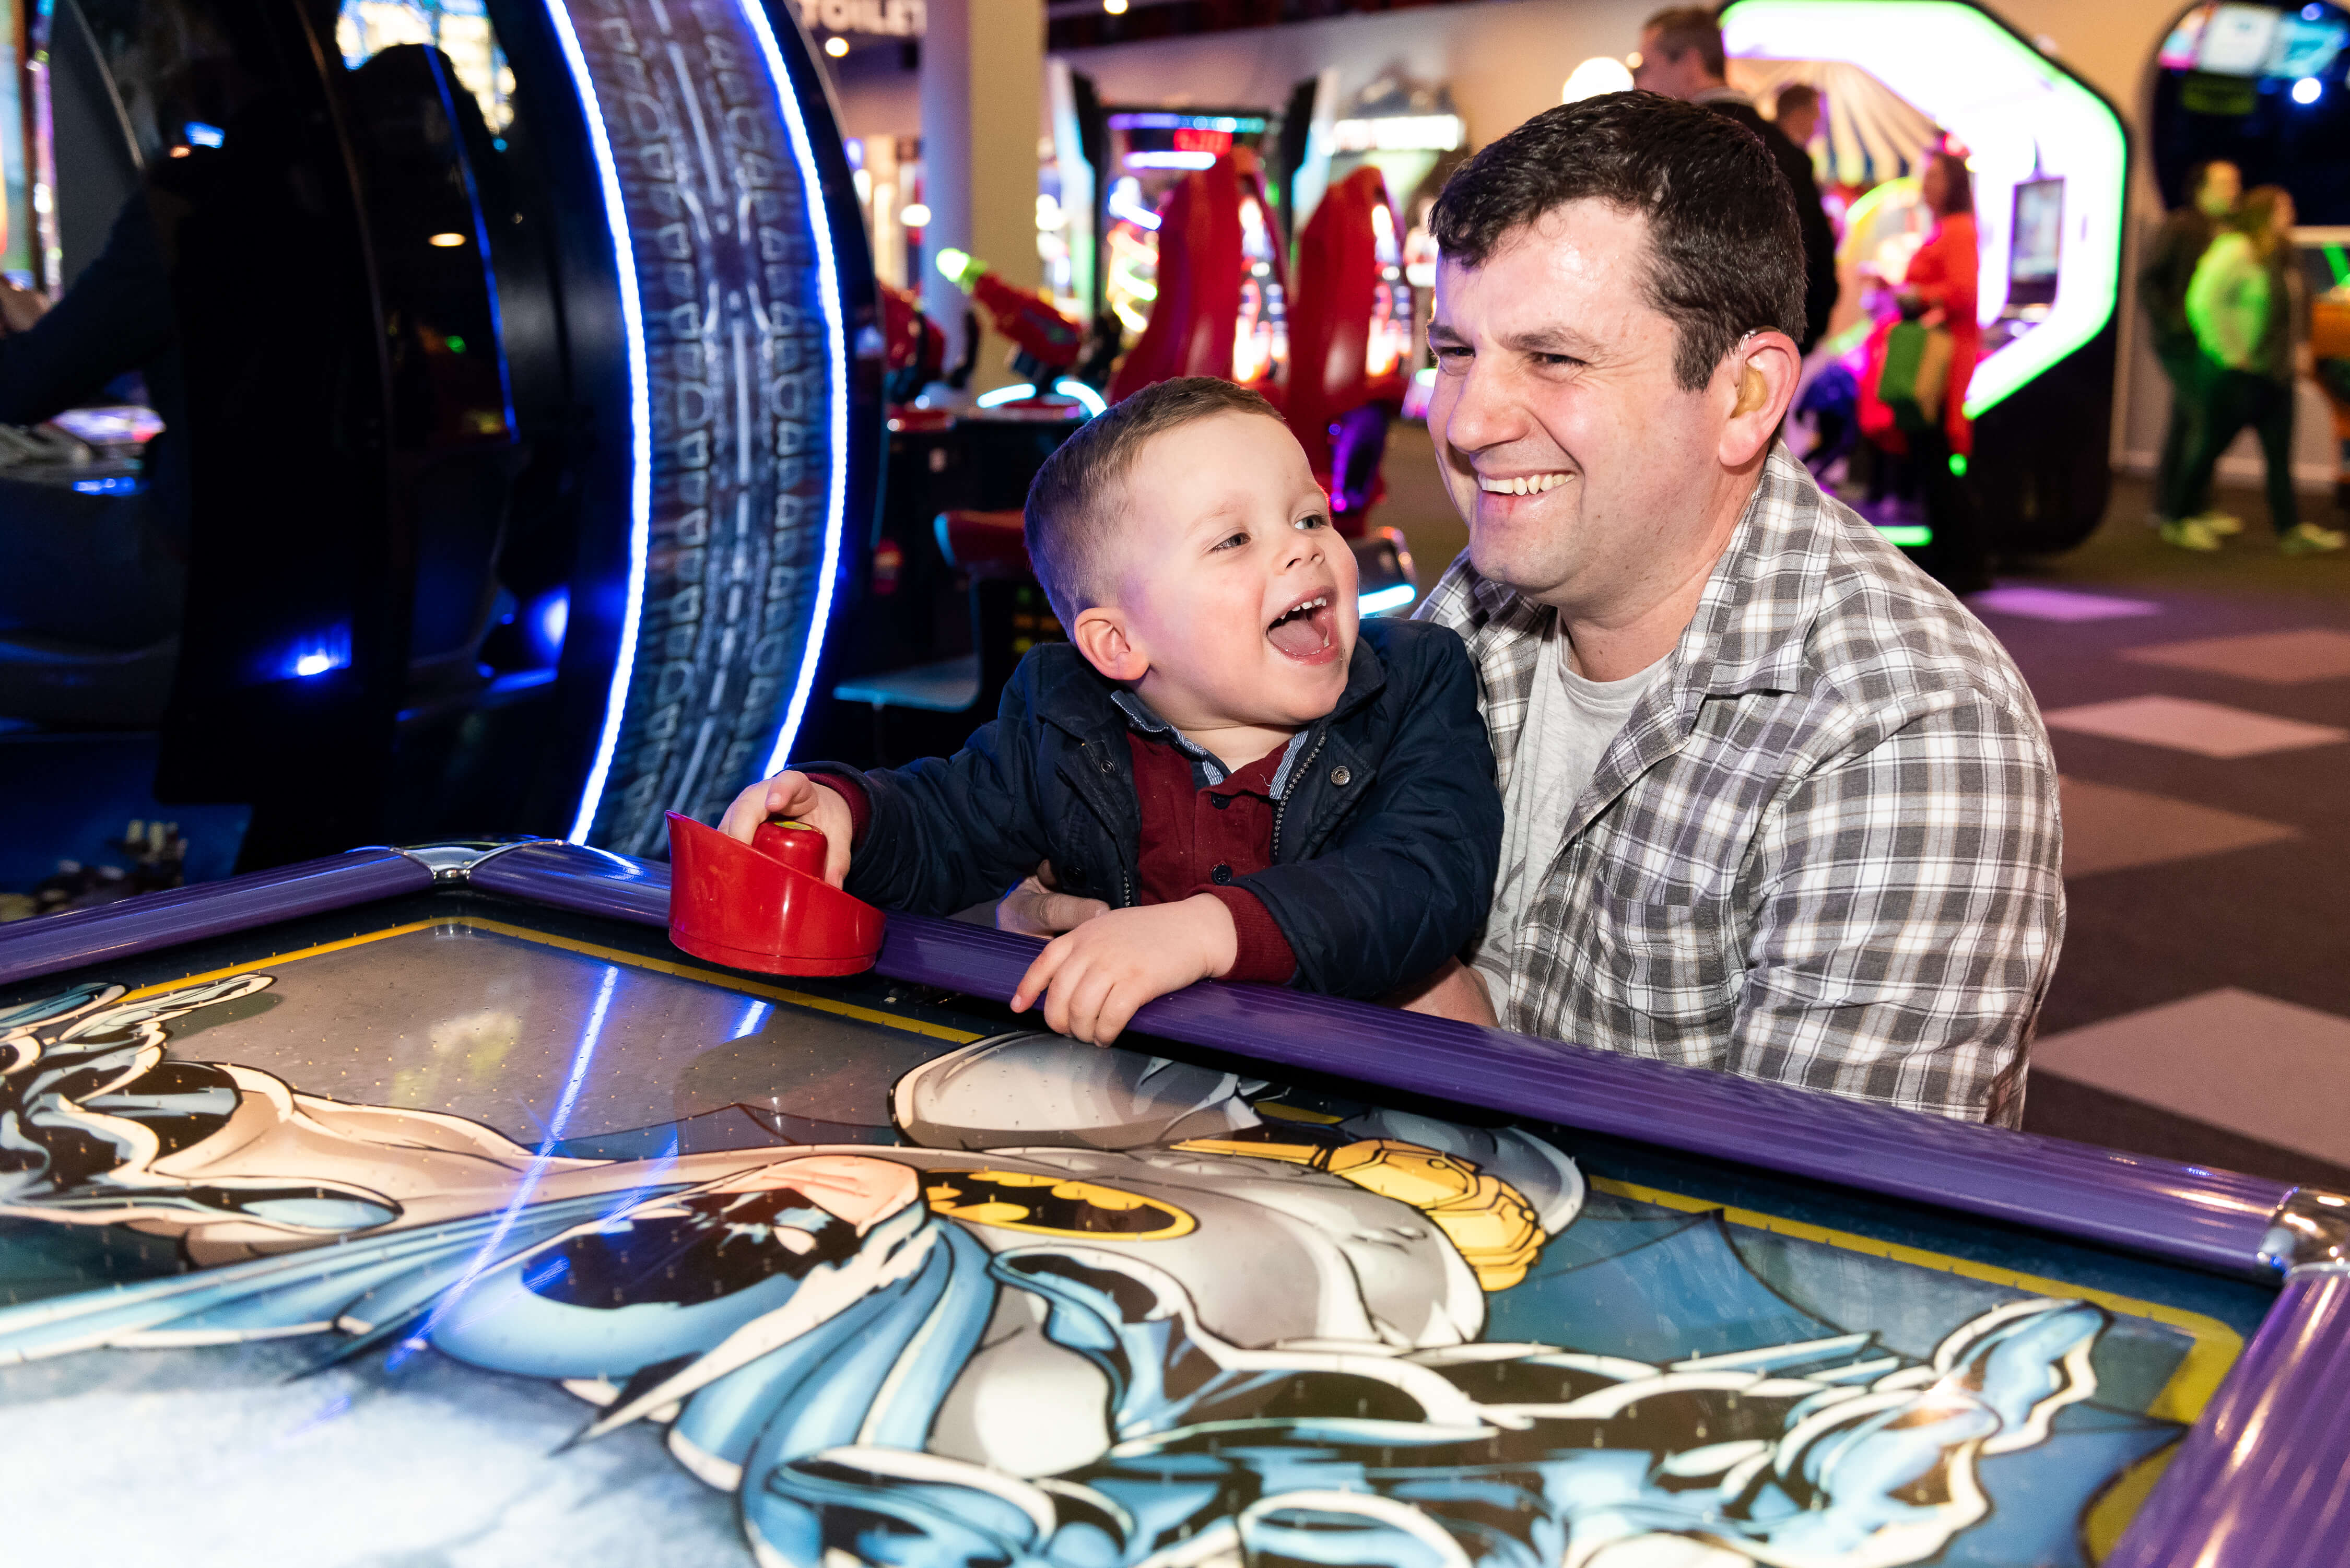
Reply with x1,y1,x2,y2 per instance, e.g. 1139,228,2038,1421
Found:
2141,160,2237,536
2167,186,2345,555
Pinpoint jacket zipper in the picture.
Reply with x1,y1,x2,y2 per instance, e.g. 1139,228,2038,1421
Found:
1270,730,1329,864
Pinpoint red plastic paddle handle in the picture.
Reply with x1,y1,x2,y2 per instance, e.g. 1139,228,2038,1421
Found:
666,811,885,976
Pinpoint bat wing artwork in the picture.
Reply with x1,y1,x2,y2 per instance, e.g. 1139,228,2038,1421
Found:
0,974,2192,1567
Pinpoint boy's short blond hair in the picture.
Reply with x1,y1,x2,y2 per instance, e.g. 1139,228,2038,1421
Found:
1021,377,1284,624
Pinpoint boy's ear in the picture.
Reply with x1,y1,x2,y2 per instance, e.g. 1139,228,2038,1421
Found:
1070,605,1148,683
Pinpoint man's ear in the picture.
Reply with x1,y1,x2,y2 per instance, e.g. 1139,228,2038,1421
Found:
1070,605,1148,683
1718,329,1803,469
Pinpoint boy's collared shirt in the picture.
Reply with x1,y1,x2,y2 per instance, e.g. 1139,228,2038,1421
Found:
1111,690,1306,985
1417,445,2062,1126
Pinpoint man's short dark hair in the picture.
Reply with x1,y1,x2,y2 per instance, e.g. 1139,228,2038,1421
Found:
1023,376,1282,622
1643,6,1727,78
1428,92,1807,391
1773,82,1819,116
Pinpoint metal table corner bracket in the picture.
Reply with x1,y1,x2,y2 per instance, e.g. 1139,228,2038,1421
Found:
2259,1186,2350,1275
382,839,558,884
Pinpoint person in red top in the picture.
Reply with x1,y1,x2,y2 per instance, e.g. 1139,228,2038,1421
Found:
1896,148,1989,591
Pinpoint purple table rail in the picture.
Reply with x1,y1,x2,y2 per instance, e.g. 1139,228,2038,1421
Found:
2108,1265,2350,1566
467,840,2290,1279
0,848,433,988
5,836,2340,1568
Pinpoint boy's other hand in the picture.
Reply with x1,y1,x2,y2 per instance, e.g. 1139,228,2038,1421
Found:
995,860,1109,937
1008,894,1238,1045
716,769,853,886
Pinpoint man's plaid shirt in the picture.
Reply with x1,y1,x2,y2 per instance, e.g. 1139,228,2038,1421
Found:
1417,448,2062,1125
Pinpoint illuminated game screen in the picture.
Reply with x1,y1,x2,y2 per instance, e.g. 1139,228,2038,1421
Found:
2008,175,2064,307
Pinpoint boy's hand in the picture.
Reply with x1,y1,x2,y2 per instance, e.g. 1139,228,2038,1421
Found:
1009,894,1237,1045
716,769,853,887
996,861,1109,937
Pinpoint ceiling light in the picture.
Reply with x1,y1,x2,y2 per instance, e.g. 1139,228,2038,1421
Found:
428,231,466,247
900,202,931,227
824,35,848,57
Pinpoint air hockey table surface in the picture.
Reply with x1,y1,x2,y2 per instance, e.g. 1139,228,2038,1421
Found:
0,842,2341,1568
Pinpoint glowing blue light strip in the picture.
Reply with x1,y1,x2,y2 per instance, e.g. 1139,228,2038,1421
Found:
1053,378,1108,416
749,1,852,780
549,2,652,844
1359,583,1417,615
975,382,1039,409
389,962,618,1366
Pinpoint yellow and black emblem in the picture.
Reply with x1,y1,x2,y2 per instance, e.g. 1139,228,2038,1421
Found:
923,1169,1196,1239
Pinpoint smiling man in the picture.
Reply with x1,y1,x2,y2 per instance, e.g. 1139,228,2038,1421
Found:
1410,95,2063,1125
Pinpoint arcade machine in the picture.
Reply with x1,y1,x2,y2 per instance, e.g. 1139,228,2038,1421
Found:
812,255,1096,768
1107,151,1292,404
7,786,2350,1563
1284,166,1420,611
1723,0,2132,555
0,0,882,873
1108,150,1418,614
1286,166,1415,527
2151,1,2348,222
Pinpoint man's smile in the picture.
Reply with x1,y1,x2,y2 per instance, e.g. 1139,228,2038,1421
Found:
1477,471,1573,496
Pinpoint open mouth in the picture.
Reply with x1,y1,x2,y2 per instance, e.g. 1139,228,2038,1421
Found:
1266,592,1337,661
1477,472,1570,495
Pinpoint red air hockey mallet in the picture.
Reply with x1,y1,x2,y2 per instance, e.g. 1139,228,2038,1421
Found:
666,811,885,976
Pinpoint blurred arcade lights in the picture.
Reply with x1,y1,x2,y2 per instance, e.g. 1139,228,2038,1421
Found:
1564,56,1637,102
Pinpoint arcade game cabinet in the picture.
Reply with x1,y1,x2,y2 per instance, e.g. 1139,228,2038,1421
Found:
0,0,882,873
1724,0,2131,556
1110,151,1417,614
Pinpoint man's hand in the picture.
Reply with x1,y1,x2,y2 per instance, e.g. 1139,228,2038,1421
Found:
995,861,1109,937
1389,958,1499,1025
1009,894,1238,1045
716,769,853,886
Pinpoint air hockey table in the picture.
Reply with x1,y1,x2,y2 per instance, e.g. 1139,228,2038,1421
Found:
1,842,2341,1567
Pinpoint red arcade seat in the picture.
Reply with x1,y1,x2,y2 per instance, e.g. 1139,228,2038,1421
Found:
1285,167,1414,536
1109,151,1289,403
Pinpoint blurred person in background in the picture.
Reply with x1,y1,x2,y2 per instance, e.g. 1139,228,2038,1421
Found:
1773,82,1822,151
2172,186,2343,556
2142,159,2241,541
1897,147,1987,592
1633,7,1839,353
0,0,248,649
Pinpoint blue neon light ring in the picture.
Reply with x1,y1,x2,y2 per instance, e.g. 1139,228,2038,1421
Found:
746,0,853,781
545,1,653,846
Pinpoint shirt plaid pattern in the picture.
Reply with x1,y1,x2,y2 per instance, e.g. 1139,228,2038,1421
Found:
1417,447,2063,1125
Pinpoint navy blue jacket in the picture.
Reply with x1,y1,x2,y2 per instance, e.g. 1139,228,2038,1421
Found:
808,617,1501,1000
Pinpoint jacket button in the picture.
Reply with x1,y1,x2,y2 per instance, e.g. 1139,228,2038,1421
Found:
1211,864,1233,885
1212,794,1230,809
1331,765,1352,786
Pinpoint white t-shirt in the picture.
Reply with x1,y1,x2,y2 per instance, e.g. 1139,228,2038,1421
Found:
1474,624,1670,1001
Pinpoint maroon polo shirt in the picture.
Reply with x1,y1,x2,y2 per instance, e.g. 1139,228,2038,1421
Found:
808,734,1298,986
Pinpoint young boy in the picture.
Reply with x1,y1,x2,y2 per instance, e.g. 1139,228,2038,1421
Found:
720,378,1500,1043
